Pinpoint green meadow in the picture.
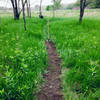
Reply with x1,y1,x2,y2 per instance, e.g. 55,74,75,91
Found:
49,18,100,100
0,17,48,99
0,9,100,100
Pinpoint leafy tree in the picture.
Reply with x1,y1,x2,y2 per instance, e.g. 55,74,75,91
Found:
46,5,50,11
21,0,26,30
73,0,100,22
46,5,53,11
76,0,100,8
52,0,62,9
52,0,62,17
79,0,94,23
95,0,100,8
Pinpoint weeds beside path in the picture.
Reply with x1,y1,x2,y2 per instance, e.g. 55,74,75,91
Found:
37,41,64,100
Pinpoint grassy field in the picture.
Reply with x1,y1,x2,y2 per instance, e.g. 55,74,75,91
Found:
0,9,100,100
48,18,100,100
0,17,48,99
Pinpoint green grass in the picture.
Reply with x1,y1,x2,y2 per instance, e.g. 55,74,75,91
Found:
48,18,100,100
0,17,48,100
0,9,100,100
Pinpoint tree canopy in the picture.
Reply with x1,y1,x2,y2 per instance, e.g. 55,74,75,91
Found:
52,0,62,9
75,0,100,8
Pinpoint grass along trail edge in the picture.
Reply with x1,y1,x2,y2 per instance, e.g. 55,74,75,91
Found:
37,41,65,100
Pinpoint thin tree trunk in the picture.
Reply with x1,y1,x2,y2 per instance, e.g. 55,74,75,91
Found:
48,18,50,40
22,0,26,31
39,0,42,16
80,0,83,23
79,0,86,23
11,0,16,19
29,0,31,18
26,0,30,17
0,17,1,27
53,0,55,18
53,4,55,18
18,0,20,13
26,0,31,18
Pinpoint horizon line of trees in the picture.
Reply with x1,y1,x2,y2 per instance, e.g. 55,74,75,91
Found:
9,0,100,30
45,0,100,23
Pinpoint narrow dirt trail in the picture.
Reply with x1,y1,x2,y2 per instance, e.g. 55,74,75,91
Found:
37,41,64,100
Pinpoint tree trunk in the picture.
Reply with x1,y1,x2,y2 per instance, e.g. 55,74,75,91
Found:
29,0,31,18
79,0,86,23
39,0,42,17
26,0,31,18
0,17,1,27
80,0,83,23
22,0,26,31
14,8,19,20
26,0,30,17
11,0,27,20
53,0,55,18
53,4,55,18
15,0,19,19
11,0,20,20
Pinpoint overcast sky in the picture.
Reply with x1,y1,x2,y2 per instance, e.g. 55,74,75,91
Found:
0,0,77,8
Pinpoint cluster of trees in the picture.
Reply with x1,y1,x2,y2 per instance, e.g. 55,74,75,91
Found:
94,0,100,8
9,0,100,29
10,0,31,30
46,0,100,23
10,0,31,20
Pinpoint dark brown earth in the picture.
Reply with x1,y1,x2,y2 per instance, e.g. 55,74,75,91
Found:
37,41,64,100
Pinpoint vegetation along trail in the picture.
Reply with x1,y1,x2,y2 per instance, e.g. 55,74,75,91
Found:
37,41,64,100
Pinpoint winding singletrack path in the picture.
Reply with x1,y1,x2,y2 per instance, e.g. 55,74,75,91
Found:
37,41,64,100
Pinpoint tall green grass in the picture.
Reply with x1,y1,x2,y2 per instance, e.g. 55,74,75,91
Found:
49,18,100,100
0,17,47,100
0,16,100,100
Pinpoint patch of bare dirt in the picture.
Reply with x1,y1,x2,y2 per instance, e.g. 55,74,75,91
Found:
37,41,64,100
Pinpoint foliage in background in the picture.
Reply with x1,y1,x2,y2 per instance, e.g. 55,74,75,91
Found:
94,0,100,8
0,17,47,100
52,0,62,10
66,3,78,10
67,0,100,9
46,5,54,11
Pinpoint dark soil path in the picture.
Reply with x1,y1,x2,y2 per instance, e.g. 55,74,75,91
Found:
37,41,64,100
